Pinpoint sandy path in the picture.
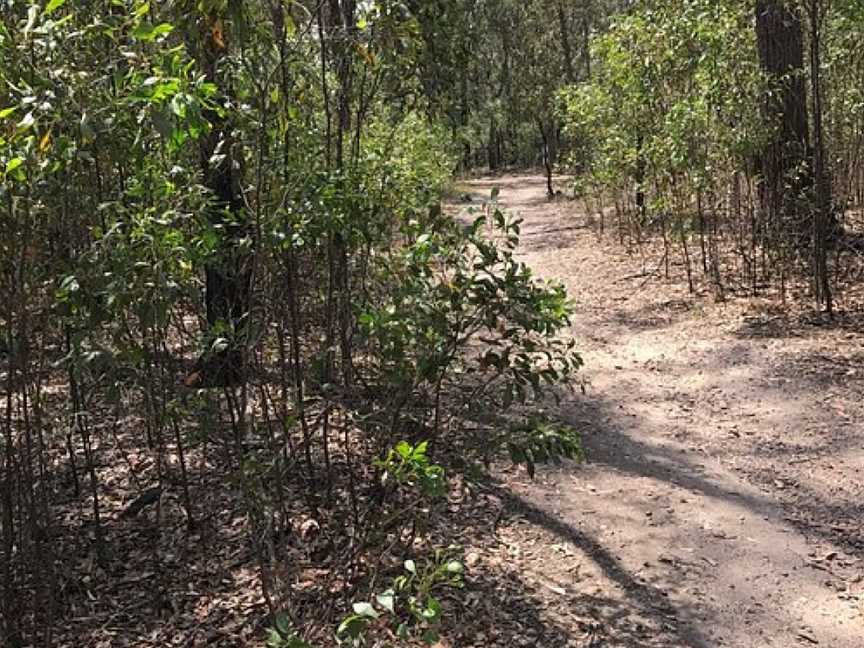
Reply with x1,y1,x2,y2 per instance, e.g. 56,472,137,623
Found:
463,175,864,647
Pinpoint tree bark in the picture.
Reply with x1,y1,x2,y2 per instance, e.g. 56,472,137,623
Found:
538,120,555,197
755,0,811,245
581,16,591,79
555,1,576,84
807,0,833,311
194,13,252,387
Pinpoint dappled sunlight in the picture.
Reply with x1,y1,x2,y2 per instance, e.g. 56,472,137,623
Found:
460,173,864,647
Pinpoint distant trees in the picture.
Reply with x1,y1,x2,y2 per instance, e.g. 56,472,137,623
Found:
560,0,857,309
408,0,617,174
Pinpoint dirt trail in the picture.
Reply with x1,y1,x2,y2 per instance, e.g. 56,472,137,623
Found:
462,175,864,647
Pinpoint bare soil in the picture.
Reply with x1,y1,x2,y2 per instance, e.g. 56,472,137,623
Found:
455,174,864,647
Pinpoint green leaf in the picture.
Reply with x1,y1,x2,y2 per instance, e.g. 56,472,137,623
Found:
282,11,296,36
5,158,24,174
421,596,441,622
0,107,17,119
375,590,395,614
152,23,174,36
336,615,368,639
132,23,154,39
395,441,412,459
266,628,282,648
274,613,291,636
352,601,379,619
45,0,66,15
132,22,173,41
17,112,35,131
413,440,429,458
79,111,95,142
24,5,39,34
445,560,464,575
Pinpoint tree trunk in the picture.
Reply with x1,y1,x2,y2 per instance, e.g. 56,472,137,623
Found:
538,120,555,197
755,0,811,246
555,1,576,84
635,135,647,223
488,117,498,171
807,0,833,312
581,17,591,79
194,13,252,387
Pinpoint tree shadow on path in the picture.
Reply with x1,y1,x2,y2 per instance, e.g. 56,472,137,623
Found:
485,479,714,648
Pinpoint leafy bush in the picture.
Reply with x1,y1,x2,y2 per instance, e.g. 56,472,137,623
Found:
266,616,312,648
358,196,582,456
1,4,586,647
506,417,584,479
337,550,465,647
376,440,447,500
559,0,762,206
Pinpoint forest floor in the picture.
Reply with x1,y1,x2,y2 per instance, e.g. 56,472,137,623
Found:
449,174,864,647
44,174,864,648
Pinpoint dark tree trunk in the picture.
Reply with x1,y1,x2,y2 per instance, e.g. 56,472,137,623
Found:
807,0,833,312
755,0,811,244
193,14,252,388
326,0,357,388
635,135,647,222
555,1,576,84
538,120,555,197
488,117,499,171
581,17,591,79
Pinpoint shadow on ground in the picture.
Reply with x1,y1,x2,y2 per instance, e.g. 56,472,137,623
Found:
732,308,864,340
568,388,864,560
487,482,714,648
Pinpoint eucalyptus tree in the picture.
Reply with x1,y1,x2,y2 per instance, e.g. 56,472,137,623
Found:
755,0,812,244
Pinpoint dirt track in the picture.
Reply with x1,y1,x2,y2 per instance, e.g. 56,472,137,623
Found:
462,175,864,647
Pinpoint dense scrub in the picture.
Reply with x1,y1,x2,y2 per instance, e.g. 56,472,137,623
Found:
0,3,581,646
4,0,864,645
559,0,864,309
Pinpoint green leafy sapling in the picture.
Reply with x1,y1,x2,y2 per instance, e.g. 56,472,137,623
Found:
375,441,447,499
337,549,465,646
